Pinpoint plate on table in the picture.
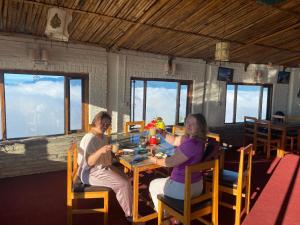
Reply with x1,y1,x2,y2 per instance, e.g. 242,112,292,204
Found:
123,149,135,153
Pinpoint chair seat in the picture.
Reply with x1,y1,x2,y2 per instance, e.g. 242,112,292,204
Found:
73,180,111,193
157,194,211,214
206,169,239,188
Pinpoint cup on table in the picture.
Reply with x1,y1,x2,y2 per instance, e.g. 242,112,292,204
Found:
149,127,156,136
112,143,119,154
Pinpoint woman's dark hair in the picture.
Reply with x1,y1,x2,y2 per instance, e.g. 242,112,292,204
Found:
91,111,111,127
187,113,208,140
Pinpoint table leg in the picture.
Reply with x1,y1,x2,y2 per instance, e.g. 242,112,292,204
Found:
281,129,287,150
297,128,300,154
132,167,139,224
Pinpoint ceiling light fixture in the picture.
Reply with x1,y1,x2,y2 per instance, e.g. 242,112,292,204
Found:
215,41,230,62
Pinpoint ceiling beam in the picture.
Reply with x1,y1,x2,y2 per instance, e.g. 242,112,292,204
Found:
11,0,300,57
231,21,300,54
274,54,300,65
111,0,171,49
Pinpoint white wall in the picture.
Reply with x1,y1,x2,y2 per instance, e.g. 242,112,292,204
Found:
203,62,299,126
0,35,107,122
0,35,299,130
106,50,207,132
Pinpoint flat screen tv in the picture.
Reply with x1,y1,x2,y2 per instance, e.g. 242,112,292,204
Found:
277,71,290,84
217,67,234,82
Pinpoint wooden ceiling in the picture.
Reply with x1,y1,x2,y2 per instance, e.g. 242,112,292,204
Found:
1,0,300,67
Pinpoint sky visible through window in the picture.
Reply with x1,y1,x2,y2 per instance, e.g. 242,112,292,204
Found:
131,80,188,125
4,73,82,139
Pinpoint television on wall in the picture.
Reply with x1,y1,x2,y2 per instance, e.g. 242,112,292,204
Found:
217,67,234,82
277,71,290,84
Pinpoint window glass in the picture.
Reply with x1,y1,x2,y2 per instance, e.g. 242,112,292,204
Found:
261,87,268,120
145,81,177,125
70,79,82,130
131,80,144,121
225,84,234,123
5,73,64,138
236,85,260,122
179,85,188,123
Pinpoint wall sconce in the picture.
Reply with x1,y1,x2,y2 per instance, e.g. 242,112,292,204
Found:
164,57,176,76
29,48,49,65
215,41,230,61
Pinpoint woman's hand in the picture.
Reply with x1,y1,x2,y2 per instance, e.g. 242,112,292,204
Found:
104,144,112,153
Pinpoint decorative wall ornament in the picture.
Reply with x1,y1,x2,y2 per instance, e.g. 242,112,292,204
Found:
45,7,72,42
215,41,230,62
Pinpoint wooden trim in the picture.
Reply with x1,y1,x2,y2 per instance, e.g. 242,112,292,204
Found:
143,80,147,121
82,77,89,132
175,83,180,124
65,77,70,134
0,70,89,139
0,72,6,140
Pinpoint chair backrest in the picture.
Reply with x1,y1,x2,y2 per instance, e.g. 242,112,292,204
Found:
124,121,145,134
207,132,221,142
67,142,78,198
271,114,286,123
184,159,219,224
256,119,272,140
237,144,253,191
244,116,257,136
172,125,185,135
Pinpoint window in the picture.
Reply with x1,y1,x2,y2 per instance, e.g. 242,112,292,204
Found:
130,78,192,125
225,83,272,123
0,72,88,140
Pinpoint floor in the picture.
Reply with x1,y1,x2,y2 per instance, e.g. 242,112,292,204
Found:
0,150,287,225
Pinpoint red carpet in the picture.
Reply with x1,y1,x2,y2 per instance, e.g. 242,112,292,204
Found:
242,154,300,225
0,151,292,225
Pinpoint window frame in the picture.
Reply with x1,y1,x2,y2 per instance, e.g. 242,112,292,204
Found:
130,77,193,125
224,82,272,124
0,70,89,140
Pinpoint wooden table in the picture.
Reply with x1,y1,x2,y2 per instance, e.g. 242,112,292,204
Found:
119,156,161,224
111,133,174,224
270,122,300,152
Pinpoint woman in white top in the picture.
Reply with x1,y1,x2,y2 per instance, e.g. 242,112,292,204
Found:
77,111,133,220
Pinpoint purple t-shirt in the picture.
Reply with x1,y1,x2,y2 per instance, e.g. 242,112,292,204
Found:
170,137,205,183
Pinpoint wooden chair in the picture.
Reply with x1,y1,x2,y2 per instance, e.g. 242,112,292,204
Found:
172,125,185,135
124,121,145,134
206,132,224,169
256,120,280,159
243,116,257,150
207,132,221,143
67,142,110,225
158,159,219,225
205,144,253,225
285,116,300,152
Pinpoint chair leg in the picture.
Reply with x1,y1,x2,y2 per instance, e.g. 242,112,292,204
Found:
67,198,72,225
104,193,109,225
235,190,242,225
245,177,251,214
158,200,163,225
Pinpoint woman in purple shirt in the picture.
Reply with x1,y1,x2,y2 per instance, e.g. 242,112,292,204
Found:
148,113,207,213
